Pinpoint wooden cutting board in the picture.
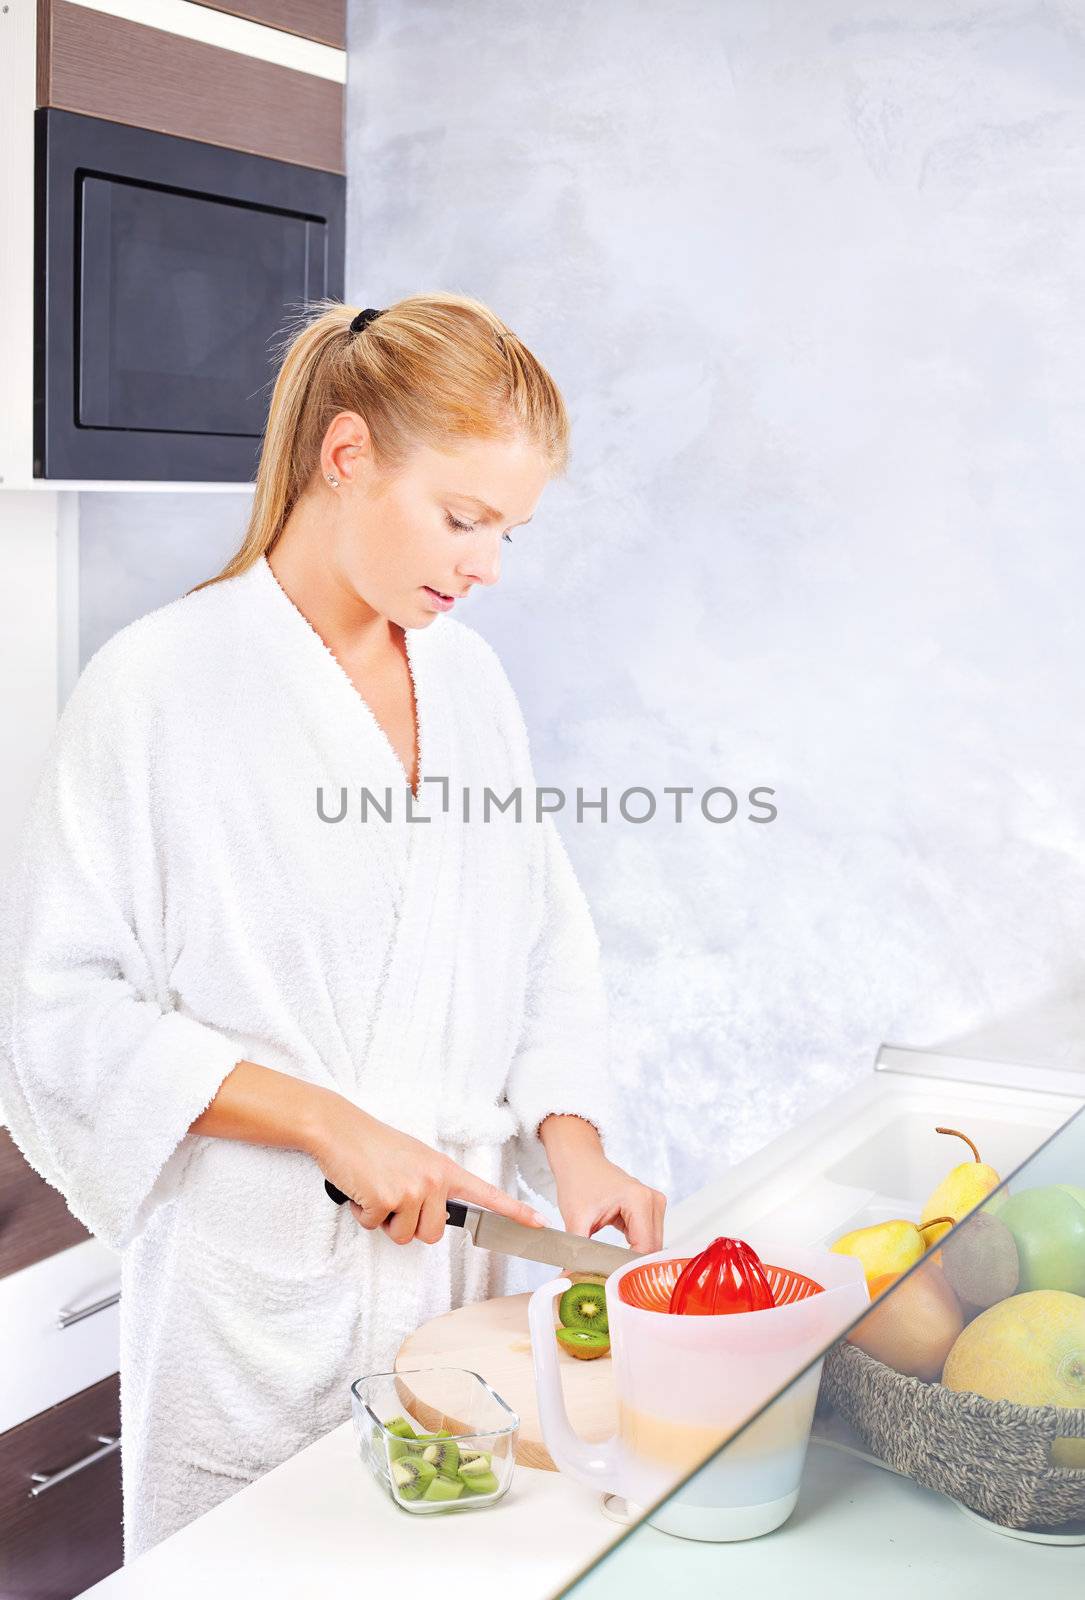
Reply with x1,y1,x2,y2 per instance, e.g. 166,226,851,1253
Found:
395,1291,617,1471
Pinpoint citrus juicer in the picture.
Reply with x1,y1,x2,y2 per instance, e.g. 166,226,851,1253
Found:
528,1237,869,1541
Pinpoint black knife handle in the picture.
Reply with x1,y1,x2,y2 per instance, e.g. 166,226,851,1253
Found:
323,1178,468,1230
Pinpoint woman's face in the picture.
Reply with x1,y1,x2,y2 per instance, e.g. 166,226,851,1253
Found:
322,418,551,629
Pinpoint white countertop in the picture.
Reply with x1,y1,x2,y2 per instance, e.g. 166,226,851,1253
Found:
78,1063,1085,1597
78,1413,1083,1598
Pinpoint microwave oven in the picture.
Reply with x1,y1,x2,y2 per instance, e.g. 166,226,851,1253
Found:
34,108,345,482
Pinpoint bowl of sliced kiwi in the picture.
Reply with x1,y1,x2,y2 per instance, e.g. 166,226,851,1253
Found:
351,1368,519,1514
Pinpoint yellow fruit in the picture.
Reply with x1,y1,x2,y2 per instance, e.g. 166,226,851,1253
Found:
942,1290,1085,1467
921,1127,1001,1229
831,1217,953,1288
847,1262,964,1381
919,1217,953,1268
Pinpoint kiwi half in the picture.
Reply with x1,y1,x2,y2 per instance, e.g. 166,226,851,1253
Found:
558,1280,609,1335
556,1326,610,1360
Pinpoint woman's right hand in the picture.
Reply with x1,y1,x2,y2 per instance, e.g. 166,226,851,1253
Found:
310,1095,549,1246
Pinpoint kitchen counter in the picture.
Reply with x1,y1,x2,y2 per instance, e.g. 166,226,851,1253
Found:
79,1054,1085,1597
78,1411,1081,1598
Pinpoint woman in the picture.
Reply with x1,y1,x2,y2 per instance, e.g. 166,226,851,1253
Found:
0,293,665,1559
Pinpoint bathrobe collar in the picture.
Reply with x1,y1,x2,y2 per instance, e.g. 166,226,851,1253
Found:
241,552,449,815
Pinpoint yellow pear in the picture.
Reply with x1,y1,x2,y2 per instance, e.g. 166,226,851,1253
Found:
919,1216,954,1267
831,1216,952,1287
921,1127,1001,1229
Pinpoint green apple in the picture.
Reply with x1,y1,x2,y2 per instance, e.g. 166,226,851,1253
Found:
997,1187,1085,1294
1056,1185,1085,1213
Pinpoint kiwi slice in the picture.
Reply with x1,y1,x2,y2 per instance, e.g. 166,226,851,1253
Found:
422,1472,465,1502
457,1451,494,1477
398,1428,445,1457
421,1439,460,1475
460,1469,500,1495
377,1417,420,1461
558,1280,609,1334
390,1456,437,1500
556,1326,610,1360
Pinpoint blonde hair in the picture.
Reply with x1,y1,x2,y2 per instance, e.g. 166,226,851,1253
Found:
188,292,569,594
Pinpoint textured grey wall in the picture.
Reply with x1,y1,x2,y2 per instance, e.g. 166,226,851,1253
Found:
74,3,1085,1239
344,0,1085,1216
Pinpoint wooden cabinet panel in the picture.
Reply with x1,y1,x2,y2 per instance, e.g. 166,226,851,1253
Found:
0,1128,88,1281
0,1374,122,1600
195,1,346,49
39,1,345,173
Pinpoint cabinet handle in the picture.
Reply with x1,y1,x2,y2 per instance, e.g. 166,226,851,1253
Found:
56,1289,120,1329
29,1434,120,1497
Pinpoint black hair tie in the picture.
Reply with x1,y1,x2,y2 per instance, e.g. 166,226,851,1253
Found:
349,306,384,334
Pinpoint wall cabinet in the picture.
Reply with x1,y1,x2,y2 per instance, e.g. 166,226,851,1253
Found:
2,0,348,487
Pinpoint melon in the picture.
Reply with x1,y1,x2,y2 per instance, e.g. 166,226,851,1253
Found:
941,1290,1085,1467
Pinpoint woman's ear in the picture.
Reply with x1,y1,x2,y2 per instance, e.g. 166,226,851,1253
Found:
321,410,371,489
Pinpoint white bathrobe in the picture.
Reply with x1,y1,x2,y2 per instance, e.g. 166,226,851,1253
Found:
0,553,615,1560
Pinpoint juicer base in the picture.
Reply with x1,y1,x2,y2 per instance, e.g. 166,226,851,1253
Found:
645,1488,800,1542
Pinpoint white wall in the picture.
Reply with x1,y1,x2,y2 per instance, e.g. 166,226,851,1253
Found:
345,0,1085,1209
0,497,59,861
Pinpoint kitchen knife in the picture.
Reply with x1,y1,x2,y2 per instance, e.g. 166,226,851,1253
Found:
323,1179,644,1276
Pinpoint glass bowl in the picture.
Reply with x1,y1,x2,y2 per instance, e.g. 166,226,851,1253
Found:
352,1367,519,1514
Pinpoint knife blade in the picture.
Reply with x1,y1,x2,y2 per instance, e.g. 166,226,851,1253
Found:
324,1179,645,1276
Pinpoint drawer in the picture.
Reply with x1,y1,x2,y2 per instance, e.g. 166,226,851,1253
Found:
0,1240,121,1434
0,1126,89,1278
0,1373,122,1600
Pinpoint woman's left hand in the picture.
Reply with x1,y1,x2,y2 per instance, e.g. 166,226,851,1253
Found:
553,1153,667,1253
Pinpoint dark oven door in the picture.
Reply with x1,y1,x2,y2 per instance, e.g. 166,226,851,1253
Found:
35,108,345,482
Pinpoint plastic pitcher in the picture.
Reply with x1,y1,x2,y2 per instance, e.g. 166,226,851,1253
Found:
528,1240,868,1541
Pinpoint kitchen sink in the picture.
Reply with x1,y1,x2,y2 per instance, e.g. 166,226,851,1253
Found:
666,1044,1084,1258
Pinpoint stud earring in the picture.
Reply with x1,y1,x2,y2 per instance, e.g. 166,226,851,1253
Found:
326,473,340,488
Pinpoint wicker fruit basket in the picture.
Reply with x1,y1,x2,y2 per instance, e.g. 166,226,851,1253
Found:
819,1339,1085,1529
